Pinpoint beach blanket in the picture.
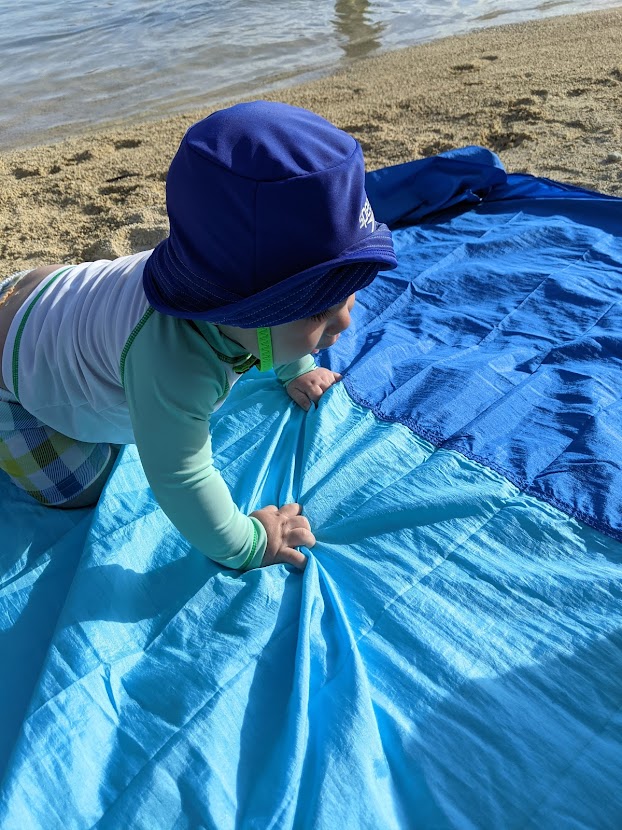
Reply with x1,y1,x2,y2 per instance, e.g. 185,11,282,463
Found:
1,148,621,829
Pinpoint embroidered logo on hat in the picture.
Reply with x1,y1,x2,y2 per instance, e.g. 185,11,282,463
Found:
359,197,374,230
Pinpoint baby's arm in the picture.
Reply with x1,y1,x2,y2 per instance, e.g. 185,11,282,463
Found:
123,315,312,570
125,333,264,569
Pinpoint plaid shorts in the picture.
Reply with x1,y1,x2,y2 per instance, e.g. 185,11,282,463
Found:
0,389,112,507
0,270,113,506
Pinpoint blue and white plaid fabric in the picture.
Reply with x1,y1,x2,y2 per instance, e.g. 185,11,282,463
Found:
0,391,111,506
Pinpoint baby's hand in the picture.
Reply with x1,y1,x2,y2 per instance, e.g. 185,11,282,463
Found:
286,368,343,411
250,503,315,570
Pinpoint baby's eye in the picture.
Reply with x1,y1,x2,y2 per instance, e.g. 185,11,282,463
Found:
309,308,332,323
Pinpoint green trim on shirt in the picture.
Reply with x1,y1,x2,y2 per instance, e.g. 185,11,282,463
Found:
120,307,154,387
233,354,261,374
239,517,267,570
215,376,230,409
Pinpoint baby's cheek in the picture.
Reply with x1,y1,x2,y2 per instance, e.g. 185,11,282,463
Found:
296,327,318,351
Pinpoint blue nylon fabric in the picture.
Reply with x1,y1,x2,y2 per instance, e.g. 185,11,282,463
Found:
363,144,507,226
317,152,622,540
1,155,622,827
0,377,621,828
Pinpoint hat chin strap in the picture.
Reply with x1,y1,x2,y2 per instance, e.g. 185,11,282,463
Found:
256,327,273,372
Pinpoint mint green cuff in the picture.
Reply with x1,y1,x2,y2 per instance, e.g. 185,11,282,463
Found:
274,353,317,387
208,515,267,571
241,517,268,570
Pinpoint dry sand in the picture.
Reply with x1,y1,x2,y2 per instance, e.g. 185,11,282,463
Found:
1,7,621,274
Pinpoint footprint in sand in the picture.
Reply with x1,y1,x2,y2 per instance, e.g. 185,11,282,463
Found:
98,183,140,202
113,139,142,150
420,139,454,156
486,129,533,151
81,202,105,216
82,223,166,262
453,56,499,73
67,150,92,164
104,171,140,184
12,166,41,179
342,123,382,134
565,119,588,131
451,63,477,72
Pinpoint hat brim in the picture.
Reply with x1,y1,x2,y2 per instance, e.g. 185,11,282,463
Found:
144,223,397,327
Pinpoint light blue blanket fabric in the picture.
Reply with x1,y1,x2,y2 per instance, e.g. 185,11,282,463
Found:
1,151,621,829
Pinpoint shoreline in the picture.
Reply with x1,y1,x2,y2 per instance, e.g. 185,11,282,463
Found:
1,7,621,273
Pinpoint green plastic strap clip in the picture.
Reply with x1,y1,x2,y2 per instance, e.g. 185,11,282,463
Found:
257,327,273,373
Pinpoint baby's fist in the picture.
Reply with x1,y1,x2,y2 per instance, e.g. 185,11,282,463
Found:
251,503,314,570
286,368,342,411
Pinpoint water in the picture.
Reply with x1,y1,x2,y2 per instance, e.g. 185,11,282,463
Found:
0,0,619,151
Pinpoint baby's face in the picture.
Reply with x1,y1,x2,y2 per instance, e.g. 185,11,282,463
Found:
271,293,356,364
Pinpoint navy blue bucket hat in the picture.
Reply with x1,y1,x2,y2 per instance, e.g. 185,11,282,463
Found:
143,101,397,328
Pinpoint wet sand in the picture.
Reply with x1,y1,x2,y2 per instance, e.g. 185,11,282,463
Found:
1,7,621,273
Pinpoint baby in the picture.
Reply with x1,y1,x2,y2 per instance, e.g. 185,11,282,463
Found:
0,101,397,571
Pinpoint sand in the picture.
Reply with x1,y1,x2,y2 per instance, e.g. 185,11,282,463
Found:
1,7,621,274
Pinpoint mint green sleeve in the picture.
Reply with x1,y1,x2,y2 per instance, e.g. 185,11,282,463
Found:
274,353,317,386
122,313,267,571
